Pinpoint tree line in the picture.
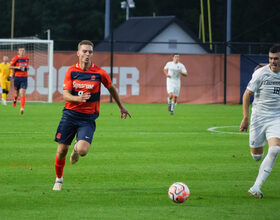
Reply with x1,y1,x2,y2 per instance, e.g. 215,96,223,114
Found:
0,0,279,51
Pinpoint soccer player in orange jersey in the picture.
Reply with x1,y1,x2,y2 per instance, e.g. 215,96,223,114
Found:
53,40,131,191
9,47,29,115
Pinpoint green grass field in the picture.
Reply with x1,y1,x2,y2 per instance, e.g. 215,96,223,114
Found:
0,102,279,220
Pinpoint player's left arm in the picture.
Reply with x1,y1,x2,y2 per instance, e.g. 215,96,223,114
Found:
179,64,187,77
107,85,131,119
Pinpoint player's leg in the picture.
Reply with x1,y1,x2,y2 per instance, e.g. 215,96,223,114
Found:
166,79,174,112
53,143,70,191
250,136,280,197
13,77,20,107
248,119,266,198
1,89,7,105
2,80,11,105
250,146,264,161
70,140,91,164
19,88,26,115
19,77,27,114
1,83,7,105
53,111,77,190
168,93,173,112
170,85,180,115
249,118,266,161
70,119,96,164
172,96,178,111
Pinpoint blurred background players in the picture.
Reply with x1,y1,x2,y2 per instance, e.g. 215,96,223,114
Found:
9,47,29,114
0,56,13,105
53,40,131,191
163,54,187,115
240,44,280,198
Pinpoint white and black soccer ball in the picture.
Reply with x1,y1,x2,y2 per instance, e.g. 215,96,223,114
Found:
168,182,190,203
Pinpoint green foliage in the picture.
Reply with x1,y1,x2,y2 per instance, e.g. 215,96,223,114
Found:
0,0,279,50
0,103,279,219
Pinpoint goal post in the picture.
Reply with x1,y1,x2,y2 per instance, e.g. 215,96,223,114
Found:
0,38,54,103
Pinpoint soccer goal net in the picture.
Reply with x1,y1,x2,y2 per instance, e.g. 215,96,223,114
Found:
0,39,54,102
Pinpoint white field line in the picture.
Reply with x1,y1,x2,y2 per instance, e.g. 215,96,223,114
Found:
207,125,248,135
0,131,46,134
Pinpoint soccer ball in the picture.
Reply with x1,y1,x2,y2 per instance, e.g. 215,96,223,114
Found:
168,182,190,203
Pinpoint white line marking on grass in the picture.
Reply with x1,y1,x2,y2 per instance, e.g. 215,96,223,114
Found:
207,126,248,135
0,131,46,134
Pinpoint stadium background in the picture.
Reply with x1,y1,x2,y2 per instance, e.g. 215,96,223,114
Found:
4,52,266,104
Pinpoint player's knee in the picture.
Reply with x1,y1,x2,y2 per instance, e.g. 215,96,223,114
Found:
78,149,88,157
251,152,264,161
76,145,89,156
268,146,280,158
57,147,68,158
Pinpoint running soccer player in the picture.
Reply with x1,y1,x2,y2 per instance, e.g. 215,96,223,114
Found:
240,44,280,199
163,54,187,115
53,40,131,191
9,47,29,115
0,56,13,105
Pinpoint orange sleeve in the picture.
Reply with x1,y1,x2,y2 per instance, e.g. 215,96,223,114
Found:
10,56,17,66
63,68,73,90
101,69,112,89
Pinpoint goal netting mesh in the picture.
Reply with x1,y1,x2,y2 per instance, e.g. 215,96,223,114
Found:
0,39,54,102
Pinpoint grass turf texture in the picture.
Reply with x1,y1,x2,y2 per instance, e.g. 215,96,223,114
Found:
0,103,279,220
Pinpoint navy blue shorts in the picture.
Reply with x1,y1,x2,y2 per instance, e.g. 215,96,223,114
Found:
54,108,99,145
14,77,28,90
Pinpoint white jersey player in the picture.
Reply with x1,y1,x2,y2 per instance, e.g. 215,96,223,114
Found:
240,44,280,199
163,54,187,115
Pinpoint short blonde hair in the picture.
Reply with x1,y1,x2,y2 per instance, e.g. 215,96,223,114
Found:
78,40,94,50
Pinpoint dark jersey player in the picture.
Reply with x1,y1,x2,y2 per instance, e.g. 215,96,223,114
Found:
9,47,29,115
53,40,131,191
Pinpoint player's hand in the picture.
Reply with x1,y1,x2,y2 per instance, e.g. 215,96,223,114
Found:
240,118,249,131
20,67,27,71
120,106,131,119
79,92,91,102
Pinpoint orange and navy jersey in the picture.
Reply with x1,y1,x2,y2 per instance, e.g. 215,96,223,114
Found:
63,63,112,115
10,55,29,77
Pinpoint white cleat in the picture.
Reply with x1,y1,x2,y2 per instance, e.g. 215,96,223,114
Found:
20,108,24,115
248,186,263,199
53,178,63,191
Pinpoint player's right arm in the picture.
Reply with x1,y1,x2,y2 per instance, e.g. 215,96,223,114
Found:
240,89,253,131
163,62,170,78
63,90,90,103
62,67,90,103
163,69,170,78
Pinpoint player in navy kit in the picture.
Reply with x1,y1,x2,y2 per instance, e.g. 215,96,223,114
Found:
53,40,131,191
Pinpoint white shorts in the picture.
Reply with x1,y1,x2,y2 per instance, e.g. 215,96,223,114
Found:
167,79,180,97
249,116,280,148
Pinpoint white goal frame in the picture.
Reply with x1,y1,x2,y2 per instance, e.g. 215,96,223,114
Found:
0,38,54,103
